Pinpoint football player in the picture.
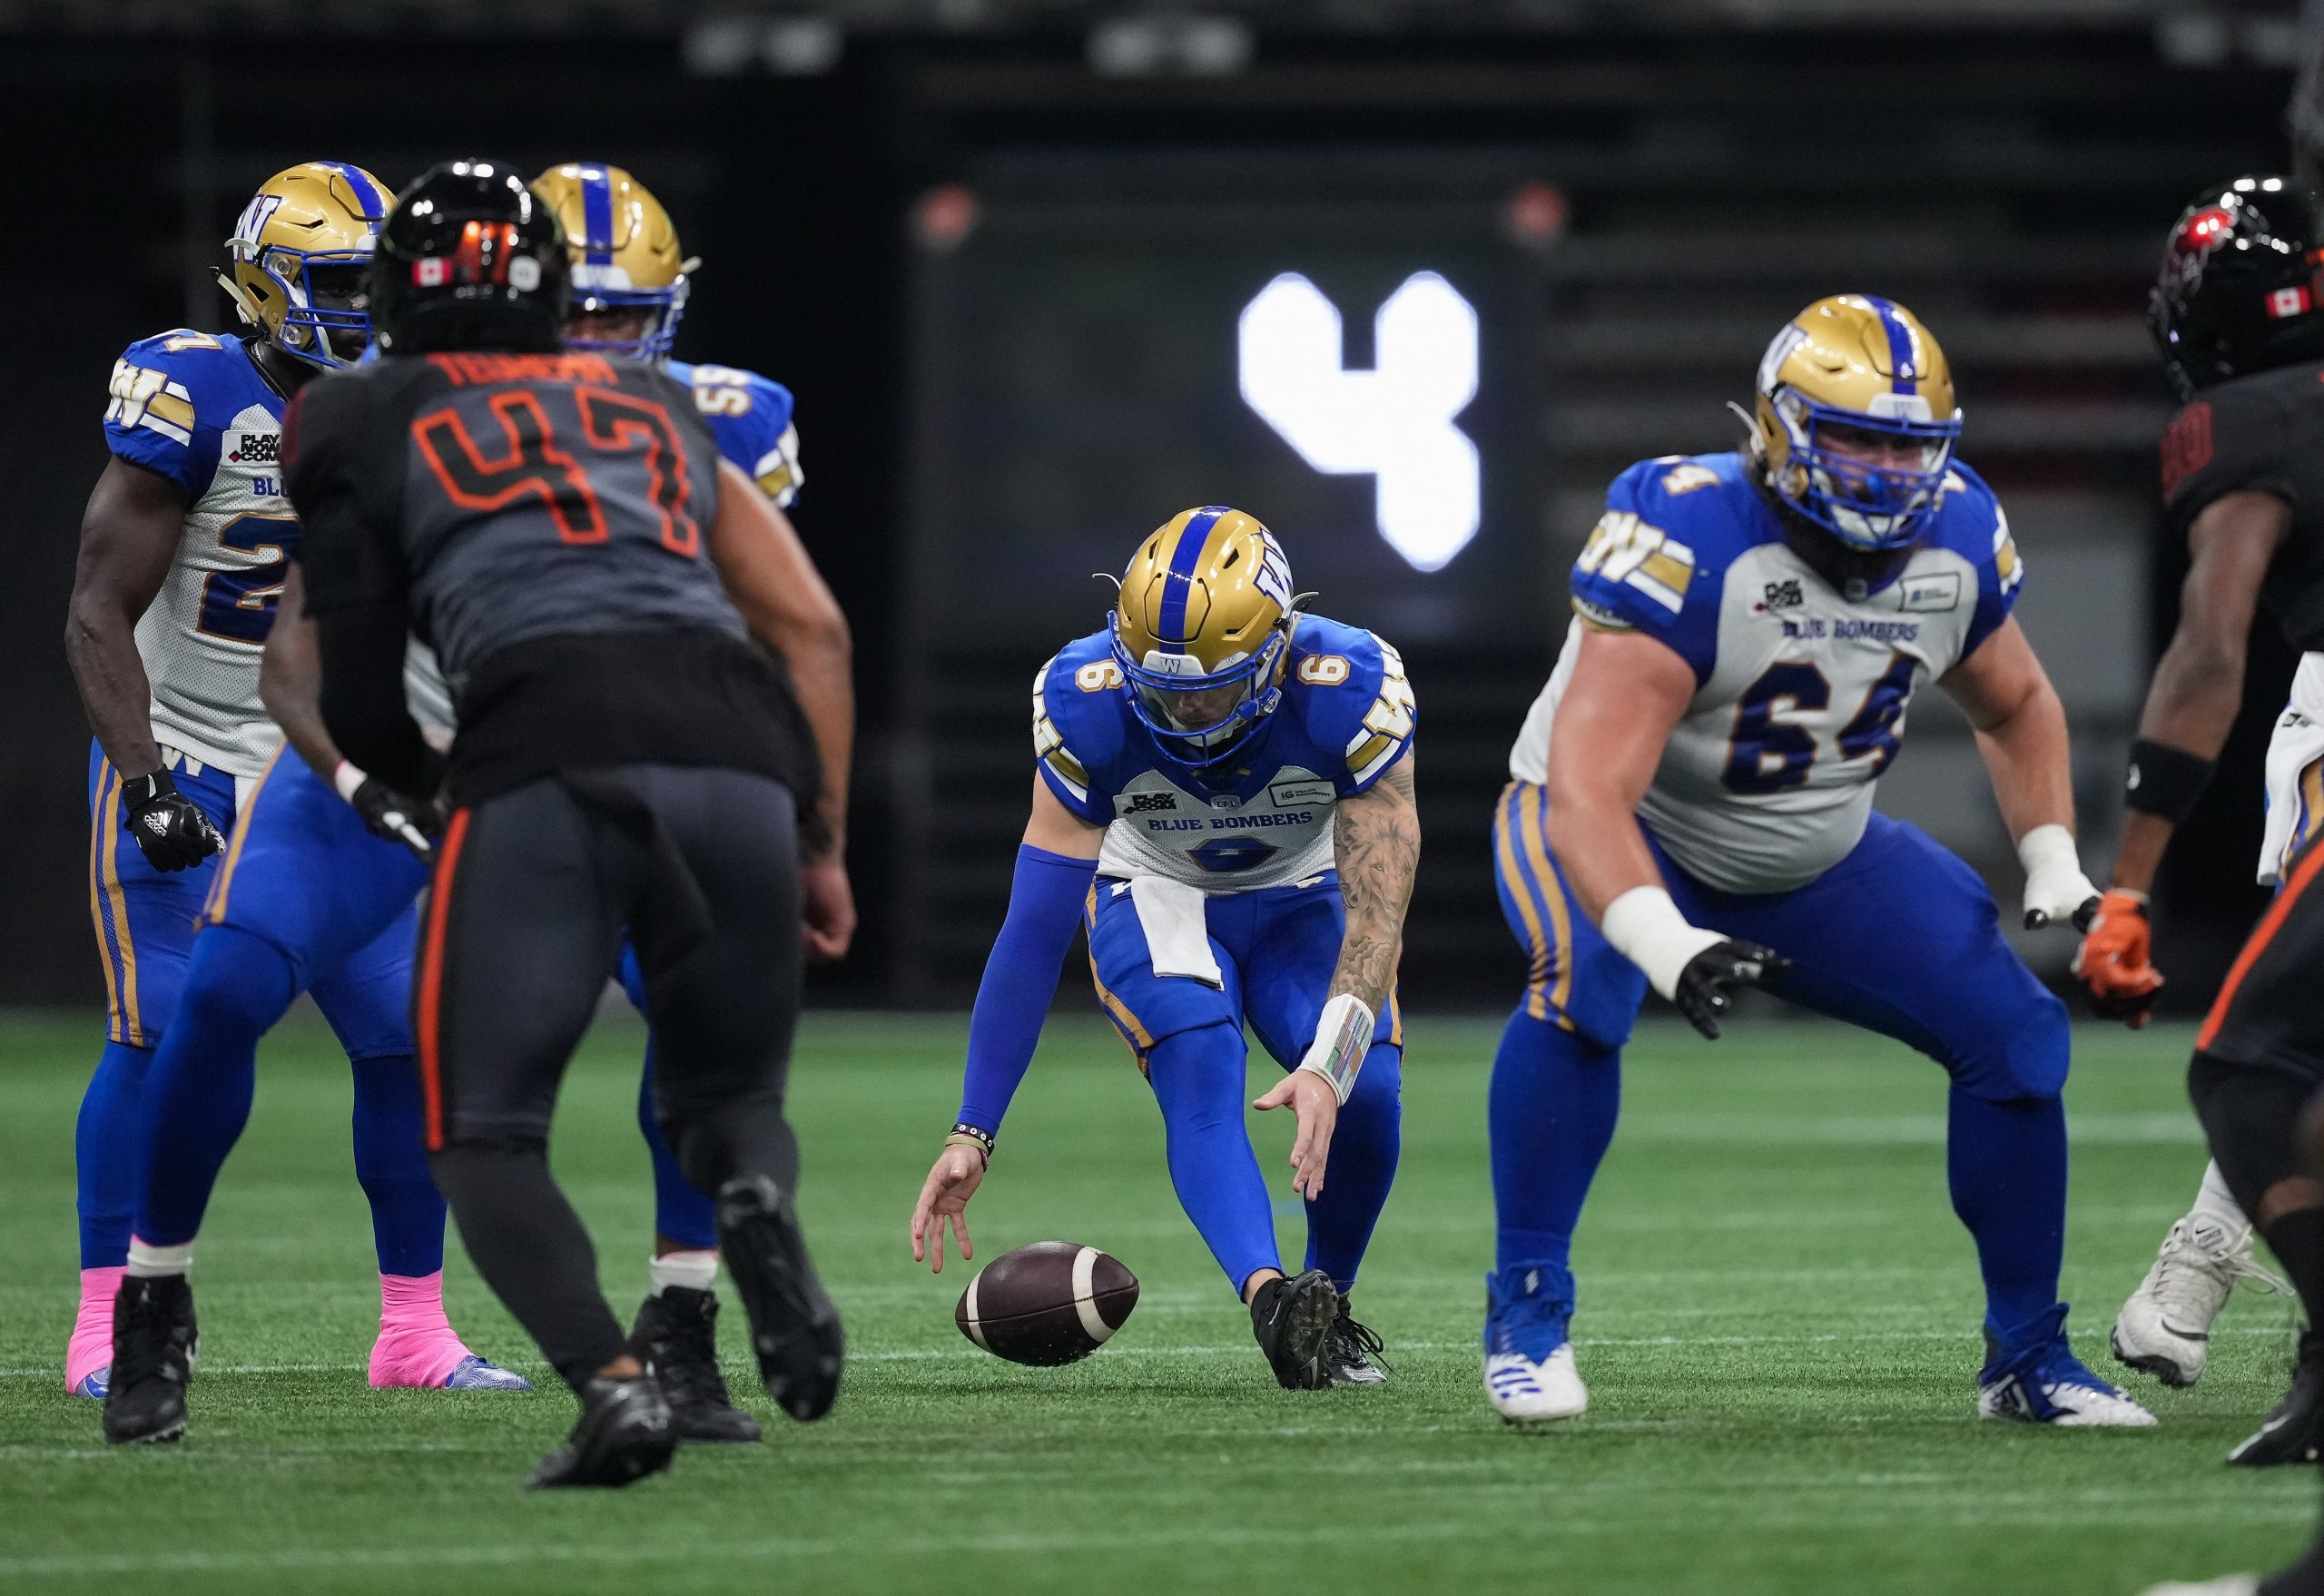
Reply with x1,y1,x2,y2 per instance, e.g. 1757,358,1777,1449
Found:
1479,295,2155,1428
108,163,815,1443
909,509,1417,1390
64,162,519,1410
2082,177,2324,1468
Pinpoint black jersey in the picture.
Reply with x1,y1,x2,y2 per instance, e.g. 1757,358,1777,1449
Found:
2162,360,2324,652
284,349,814,805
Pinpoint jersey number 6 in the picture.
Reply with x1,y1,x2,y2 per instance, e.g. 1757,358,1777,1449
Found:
1721,653,1915,793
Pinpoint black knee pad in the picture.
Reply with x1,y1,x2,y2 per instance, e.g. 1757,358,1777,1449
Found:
2189,1049,2321,1218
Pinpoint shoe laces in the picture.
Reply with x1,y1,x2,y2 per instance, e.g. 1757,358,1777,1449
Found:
2153,1218,2289,1317
113,1283,182,1387
641,1295,733,1407
1327,1305,1392,1374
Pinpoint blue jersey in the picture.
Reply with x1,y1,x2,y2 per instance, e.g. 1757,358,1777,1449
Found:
1509,450,2023,893
668,360,802,507
103,331,296,777
1035,615,1415,892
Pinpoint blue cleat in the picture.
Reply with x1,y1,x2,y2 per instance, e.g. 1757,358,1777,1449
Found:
1482,1265,1587,1424
72,1367,110,1400
443,1355,532,1392
1978,1306,2156,1427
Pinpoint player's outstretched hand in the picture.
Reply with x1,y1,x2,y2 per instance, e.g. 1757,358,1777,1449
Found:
2073,889,2164,1028
348,776,438,862
1673,939,1788,1040
802,853,856,963
121,770,225,872
911,1143,985,1274
1253,1069,1338,1201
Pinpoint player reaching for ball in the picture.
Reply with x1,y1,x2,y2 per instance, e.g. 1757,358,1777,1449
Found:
909,508,1418,1391
1480,295,2152,1429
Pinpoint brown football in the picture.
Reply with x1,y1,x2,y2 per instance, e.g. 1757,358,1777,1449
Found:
954,1241,1139,1365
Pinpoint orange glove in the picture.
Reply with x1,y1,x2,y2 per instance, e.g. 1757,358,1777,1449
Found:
2072,889,2164,1027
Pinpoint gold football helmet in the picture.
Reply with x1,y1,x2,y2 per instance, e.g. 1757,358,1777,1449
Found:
220,162,390,370
531,163,696,360
1752,294,1963,550
1108,506,1302,766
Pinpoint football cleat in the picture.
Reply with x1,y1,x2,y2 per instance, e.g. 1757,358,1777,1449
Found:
72,1368,109,1401
103,1275,199,1446
2113,1214,2287,1387
1978,1311,2158,1427
1483,1265,1589,1424
442,1355,532,1392
715,1174,843,1423
1250,1268,1339,1391
525,1374,676,1490
2228,1331,2324,1466
1324,1296,1391,1386
630,1287,763,1444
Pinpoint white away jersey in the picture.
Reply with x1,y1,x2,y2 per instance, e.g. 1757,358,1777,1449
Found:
103,330,296,778
1509,450,2023,894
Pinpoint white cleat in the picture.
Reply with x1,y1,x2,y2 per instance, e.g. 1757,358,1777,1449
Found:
2113,1215,2288,1388
1485,1345,1589,1424
2137,1579,2260,1596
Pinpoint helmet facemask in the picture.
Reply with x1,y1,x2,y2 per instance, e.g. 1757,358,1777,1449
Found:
564,271,688,361
1768,388,1959,552
1109,615,1293,771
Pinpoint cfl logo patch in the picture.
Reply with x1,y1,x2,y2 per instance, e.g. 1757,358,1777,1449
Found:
1238,271,1481,574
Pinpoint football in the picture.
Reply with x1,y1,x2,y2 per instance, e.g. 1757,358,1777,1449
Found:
954,1241,1139,1365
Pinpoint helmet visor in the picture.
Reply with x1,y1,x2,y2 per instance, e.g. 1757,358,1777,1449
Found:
1109,618,1288,763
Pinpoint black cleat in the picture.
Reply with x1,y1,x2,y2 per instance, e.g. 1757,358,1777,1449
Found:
525,1374,677,1490
103,1274,198,1446
2230,1331,2324,1467
1324,1295,1392,1386
1251,1268,1339,1391
715,1174,843,1423
630,1287,763,1445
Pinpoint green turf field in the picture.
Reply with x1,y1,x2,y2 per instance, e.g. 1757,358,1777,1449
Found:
0,1010,2314,1594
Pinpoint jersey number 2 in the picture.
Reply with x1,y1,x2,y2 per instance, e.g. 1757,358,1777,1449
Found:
1720,653,1915,793
196,513,294,646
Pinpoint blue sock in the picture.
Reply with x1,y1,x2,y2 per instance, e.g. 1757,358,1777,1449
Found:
132,926,291,1248
1147,1023,1281,1296
1946,1087,2067,1343
350,1053,446,1277
1303,1043,1402,1291
639,1043,716,1250
1489,1009,1620,1285
77,1041,153,1267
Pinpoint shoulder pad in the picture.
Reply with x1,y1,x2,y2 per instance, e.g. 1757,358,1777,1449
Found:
1566,455,1760,683
1287,617,1413,793
683,363,802,503
1032,634,1125,822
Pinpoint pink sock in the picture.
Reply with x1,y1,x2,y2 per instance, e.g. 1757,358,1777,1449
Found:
368,1272,474,1389
66,1266,126,1394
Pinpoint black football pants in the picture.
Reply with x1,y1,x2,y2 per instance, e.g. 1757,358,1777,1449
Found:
417,763,804,1390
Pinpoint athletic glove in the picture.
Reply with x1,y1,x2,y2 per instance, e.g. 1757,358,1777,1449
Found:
1672,940,1790,1041
2016,822,2102,931
120,769,226,872
2072,889,2163,1028
335,760,438,862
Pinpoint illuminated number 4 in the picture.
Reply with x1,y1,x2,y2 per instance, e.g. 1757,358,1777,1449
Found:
1720,653,1915,793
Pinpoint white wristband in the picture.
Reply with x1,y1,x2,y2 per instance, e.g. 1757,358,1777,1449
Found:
332,759,368,804
2015,822,2098,928
1600,885,1725,1002
1295,993,1375,1105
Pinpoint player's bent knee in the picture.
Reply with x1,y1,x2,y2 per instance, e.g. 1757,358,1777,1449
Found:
173,924,299,1041
1950,982,2071,1103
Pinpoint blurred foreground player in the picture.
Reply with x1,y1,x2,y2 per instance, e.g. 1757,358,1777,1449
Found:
107,162,852,1484
909,509,1418,1391
1483,296,2150,1428
64,161,509,1403
2083,178,2324,1466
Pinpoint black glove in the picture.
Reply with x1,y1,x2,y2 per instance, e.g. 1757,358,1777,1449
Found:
347,774,438,862
120,769,226,872
1673,939,1789,1040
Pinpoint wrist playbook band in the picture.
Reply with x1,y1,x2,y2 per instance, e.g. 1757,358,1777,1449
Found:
1295,993,1375,1105
2124,739,2215,825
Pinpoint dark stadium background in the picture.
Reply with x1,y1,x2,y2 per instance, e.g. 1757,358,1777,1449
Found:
0,3,2307,1013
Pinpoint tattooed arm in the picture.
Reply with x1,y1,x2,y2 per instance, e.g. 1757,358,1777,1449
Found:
1329,751,1420,1011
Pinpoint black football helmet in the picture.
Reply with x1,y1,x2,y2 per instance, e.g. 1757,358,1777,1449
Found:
2151,175,2324,399
369,160,569,355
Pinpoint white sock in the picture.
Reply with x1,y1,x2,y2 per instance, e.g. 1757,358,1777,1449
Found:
649,1250,717,1296
126,1238,193,1279
2192,1160,2250,1234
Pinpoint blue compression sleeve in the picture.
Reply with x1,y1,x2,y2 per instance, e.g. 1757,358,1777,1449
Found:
957,844,1100,1135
